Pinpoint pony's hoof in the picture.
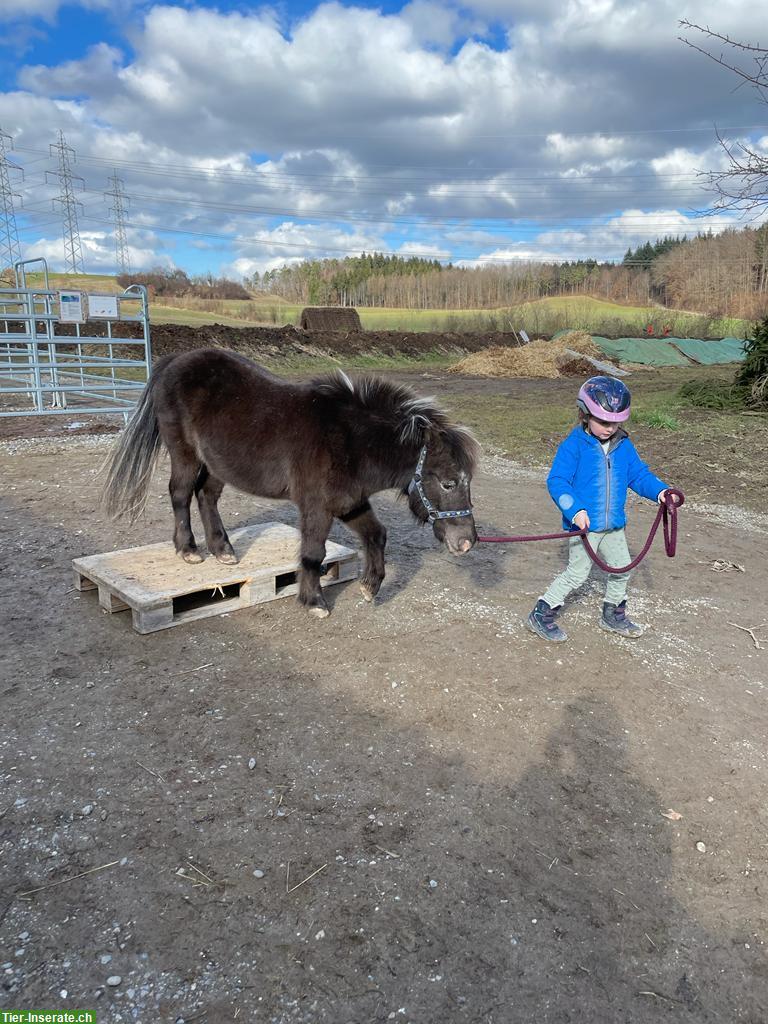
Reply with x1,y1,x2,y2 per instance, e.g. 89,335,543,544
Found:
180,550,204,564
215,552,239,565
308,605,330,619
360,584,375,603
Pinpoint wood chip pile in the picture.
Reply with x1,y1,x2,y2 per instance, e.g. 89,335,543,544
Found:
449,331,603,378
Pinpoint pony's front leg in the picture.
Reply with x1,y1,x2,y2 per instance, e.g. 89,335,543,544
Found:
339,501,387,602
298,507,334,618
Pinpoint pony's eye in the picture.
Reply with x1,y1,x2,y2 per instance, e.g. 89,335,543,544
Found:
441,480,456,491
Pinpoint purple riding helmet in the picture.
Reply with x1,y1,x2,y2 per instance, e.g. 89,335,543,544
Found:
577,375,631,423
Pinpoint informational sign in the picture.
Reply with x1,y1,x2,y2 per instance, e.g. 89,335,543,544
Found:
58,291,84,323
88,293,119,319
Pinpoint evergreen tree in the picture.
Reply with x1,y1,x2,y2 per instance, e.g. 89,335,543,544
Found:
737,316,768,387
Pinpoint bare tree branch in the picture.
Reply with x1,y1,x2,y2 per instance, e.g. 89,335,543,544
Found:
679,22,768,213
679,21,768,98
679,22,768,56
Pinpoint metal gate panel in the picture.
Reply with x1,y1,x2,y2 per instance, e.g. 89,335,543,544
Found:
0,257,151,419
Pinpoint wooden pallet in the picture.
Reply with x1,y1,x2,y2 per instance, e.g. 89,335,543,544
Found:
73,522,359,633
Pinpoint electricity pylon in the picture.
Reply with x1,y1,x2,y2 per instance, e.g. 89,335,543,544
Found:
0,127,22,274
105,170,131,275
46,131,85,273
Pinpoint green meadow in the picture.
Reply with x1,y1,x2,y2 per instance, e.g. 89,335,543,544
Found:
148,294,748,338
12,273,750,338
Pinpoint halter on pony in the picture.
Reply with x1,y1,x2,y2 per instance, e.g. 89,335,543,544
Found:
408,445,474,523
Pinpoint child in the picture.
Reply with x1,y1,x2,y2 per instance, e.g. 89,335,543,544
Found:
527,375,671,642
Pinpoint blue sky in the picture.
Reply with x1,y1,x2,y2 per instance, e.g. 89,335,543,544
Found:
0,0,766,279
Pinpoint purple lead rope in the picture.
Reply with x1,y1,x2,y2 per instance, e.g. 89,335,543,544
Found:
477,489,685,575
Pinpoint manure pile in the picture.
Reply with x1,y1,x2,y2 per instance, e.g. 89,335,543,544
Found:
449,331,602,378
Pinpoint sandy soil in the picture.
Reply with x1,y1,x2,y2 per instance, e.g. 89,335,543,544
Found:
1,373,767,1024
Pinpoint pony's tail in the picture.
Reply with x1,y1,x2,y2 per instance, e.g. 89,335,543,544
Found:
101,375,163,522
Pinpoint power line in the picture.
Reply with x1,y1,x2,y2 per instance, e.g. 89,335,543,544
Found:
291,123,768,141
8,142,748,186
69,186,758,244
15,162,754,257
74,212,765,265
130,191,721,224
9,144,750,221
18,166,725,223
48,180,746,233
9,129,766,271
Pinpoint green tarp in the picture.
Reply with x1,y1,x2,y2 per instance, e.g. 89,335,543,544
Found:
590,337,691,366
590,336,745,367
672,337,746,365
548,330,746,366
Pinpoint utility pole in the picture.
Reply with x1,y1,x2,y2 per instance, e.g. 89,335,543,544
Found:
105,170,130,275
0,127,22,274
46,131,85,274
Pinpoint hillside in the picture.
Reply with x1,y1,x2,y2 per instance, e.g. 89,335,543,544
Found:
10,272,750,337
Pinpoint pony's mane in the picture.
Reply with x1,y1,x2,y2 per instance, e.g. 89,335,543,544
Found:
312,370,480,472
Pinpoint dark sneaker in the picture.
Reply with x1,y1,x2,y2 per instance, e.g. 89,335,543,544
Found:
527,599,567,642
600,600,644,638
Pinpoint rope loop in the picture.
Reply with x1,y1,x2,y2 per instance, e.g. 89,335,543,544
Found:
477,488,684,574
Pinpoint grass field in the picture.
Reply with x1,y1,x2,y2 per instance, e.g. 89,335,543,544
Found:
11,272,751,337
523,296,656,317
443,365,755,463
498,297,748,339
147,295,749,338
439,363,768,516
14,271,124,293
262,350,458,376
150,303,271,328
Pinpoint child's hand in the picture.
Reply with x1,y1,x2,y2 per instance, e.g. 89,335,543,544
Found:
573,510,590,531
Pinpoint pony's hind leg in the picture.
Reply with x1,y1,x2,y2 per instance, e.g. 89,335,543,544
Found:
298,506,334,618
339,501,387,602
195,468,238,564
168,445,204,563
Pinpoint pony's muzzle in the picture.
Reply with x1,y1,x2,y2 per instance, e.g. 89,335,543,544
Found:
440,519,477,555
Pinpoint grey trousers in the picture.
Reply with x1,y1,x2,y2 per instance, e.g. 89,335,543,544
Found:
542,528,632,608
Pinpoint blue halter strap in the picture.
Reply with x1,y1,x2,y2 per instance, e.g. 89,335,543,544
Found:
407,445,473,523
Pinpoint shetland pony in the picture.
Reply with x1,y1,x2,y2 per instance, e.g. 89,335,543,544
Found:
103,349,479,616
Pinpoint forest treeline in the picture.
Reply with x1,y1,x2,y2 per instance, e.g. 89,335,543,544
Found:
117,269,250,300
250,225,768,318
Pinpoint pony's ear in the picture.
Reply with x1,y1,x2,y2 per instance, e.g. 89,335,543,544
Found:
400,412,431,445
420,422,440,446
431,424,481,473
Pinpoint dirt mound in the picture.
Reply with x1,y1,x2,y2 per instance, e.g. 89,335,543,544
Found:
448,331,602,378
17,320,528,364
554,352,599,376
136,323,524,362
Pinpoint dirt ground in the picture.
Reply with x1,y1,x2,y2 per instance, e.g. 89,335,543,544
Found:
34,319,517,361
142,322,501,360
1,368,767,1024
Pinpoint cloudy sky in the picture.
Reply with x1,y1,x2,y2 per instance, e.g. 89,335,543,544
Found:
0,0,766,279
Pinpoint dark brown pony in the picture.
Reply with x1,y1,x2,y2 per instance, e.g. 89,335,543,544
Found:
103,348,479,617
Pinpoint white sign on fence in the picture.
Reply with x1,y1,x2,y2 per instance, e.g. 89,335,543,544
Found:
88,293,119,319
59,290,84,323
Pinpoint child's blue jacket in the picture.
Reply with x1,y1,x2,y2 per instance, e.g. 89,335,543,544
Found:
547,426,668,532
